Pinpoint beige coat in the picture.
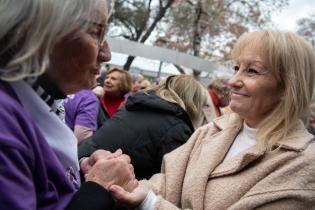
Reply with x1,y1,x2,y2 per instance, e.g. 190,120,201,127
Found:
141,113,315,210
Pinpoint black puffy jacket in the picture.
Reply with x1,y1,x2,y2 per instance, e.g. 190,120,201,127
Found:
78,90,194,180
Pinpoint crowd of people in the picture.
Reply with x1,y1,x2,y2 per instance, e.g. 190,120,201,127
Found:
0,0,315,210
79,74,210,179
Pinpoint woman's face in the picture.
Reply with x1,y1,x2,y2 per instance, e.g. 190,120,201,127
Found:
228,46,282,128
47,0,111,95
132,80,142,92
104,71,123,97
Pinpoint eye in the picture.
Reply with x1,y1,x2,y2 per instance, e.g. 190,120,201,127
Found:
233,65,239,73
247,68,259,75
88,27,104,42
89,29,101,38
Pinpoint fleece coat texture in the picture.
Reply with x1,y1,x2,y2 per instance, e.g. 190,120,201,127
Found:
141,113,315,210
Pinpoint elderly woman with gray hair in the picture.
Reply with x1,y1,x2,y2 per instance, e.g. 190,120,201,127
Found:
109,30,315,209
0,0,137,209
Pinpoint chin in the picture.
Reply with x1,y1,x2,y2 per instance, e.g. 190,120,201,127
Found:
70,84,93,94
82,79,96,89
229,103,242,114
89,80,97,89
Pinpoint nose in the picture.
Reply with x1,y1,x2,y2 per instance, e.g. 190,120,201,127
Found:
228,70,242,89
98,40,111,62
103,78,109,87
104,77,109,83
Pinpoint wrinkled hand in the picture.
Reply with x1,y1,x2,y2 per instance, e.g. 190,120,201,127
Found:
109,184,150,208
80,149,123,174
85,152,138,192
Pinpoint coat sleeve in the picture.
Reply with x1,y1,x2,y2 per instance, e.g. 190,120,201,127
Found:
66,182,114,210
78,115,135,158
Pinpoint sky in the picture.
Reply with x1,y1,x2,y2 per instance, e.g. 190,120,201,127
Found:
109,0,315,76
271,0,315,31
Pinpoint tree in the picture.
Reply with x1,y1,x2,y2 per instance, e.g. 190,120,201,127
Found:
155,0,288,79
108,0,176,70
296,14,315,48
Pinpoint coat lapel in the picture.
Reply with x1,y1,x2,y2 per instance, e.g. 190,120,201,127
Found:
210,145,265,178
181,113,242,210
210,120,313,178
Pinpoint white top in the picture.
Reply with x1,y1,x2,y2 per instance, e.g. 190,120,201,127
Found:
224,122,257,161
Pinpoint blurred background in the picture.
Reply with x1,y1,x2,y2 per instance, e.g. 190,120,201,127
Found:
104,0,315,85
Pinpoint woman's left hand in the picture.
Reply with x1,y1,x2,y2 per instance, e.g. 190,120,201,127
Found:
109,184,149,208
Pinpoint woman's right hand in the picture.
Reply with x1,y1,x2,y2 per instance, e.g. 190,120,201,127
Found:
84,149,138,192
109,184,150,208
80,149,123,174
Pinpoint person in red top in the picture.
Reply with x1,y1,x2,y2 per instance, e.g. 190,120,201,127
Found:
97,68,132,127
207,77,231,117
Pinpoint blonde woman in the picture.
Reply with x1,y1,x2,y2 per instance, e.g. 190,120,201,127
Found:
140,79,152,90
109,30,315,209
79,75,210,180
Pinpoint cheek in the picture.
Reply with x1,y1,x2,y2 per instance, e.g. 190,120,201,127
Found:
51,37,99,70
113,81,121,89
71,39,99,68
260,91,281,108
250,84,281,113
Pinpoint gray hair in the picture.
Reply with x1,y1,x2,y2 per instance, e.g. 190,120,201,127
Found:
130,73,144,83
0,0,106,81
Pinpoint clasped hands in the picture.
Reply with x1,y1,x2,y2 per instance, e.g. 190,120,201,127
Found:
80,149,149,208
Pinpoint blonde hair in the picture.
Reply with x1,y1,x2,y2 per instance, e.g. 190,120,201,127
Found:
232,29,315,150
106,68,132,96
152,75,210,127
0,0,106,81
140,79,151,89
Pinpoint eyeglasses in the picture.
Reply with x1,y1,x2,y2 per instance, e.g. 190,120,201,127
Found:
87,21,108,46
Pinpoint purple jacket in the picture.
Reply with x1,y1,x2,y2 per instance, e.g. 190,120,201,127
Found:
0,81,114,210
0,81,75,210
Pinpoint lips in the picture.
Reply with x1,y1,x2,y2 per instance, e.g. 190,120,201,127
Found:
104,84,112,89
231,91,248,97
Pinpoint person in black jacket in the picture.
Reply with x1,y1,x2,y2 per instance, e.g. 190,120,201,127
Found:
79,75,211,180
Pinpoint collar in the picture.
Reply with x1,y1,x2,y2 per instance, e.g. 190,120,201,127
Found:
26,75,66,119
34,74,66,100
9,80,80,187
213,113,314,152
276,120,314,151
209,113,313,178
213,112,242,131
